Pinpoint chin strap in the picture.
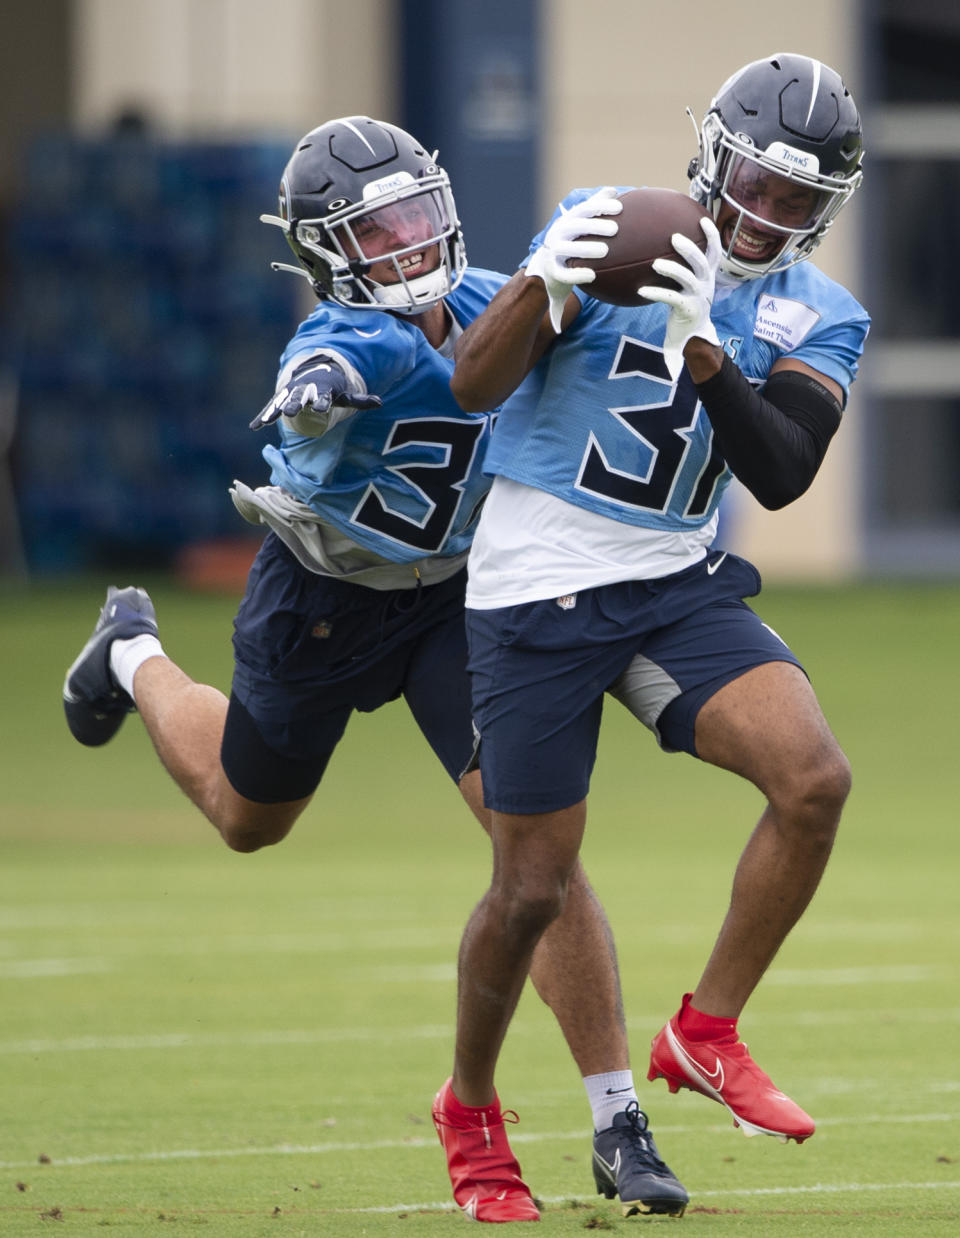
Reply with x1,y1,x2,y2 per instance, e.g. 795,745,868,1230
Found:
370,264,451,314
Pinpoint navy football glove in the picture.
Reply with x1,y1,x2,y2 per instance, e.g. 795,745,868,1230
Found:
251,358,382,432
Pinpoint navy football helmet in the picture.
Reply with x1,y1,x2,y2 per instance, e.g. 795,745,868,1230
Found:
688,54,863,279
261,116,466,314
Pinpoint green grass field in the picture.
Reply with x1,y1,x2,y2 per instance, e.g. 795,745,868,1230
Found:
2,577,959,1235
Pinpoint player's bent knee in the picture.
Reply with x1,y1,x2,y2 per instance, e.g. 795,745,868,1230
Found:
773,747,850,840
219,824,288,853
804,746,851,815
508,894,566,939
214,799,304,853
827,748,853,805
494,877,570,940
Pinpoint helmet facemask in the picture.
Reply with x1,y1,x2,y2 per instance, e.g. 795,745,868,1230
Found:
264,166,465,315
688,55,864,281
698,119,861,279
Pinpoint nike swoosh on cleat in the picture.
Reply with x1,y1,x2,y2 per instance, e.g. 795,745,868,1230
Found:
666,1024,725,1095
698,1056,724,1087
706,552,728,575
593,1142,619,1172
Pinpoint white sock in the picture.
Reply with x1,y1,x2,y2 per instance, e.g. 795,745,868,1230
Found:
109,634,166,701
584,1070,638,1132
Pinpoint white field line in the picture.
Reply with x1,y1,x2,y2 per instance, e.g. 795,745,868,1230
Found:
0,910,944,940
0,1026,454,1054
0,957,113,978
764,965,939,986
349,1180,960,1215
2,1005,960,1056
0,930,455,955
710,1005,960,1027
1,953,952,984
1,1112,957,1172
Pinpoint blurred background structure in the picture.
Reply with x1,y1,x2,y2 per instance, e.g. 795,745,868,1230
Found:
1,0,958,582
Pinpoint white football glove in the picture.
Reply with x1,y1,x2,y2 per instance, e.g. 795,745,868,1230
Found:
639,216,723,381
524,186,623,333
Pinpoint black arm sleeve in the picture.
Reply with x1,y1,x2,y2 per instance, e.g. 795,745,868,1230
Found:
694,354,843,510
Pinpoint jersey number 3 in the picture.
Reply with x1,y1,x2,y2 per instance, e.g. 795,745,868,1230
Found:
352,417,487,552
577,339,726,518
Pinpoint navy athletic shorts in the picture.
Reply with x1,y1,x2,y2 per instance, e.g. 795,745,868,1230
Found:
223,534,473,803
465,549,803,815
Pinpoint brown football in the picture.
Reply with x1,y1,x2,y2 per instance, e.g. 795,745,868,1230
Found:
576,187,711,306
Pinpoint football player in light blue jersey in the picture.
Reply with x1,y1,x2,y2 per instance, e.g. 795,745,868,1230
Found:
63,118,686,1221
254,260,503,567
434,54,869,1207
486,188,868,539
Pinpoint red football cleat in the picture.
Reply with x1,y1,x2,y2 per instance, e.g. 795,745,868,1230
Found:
432,1078,540,1222
648,996,815,1143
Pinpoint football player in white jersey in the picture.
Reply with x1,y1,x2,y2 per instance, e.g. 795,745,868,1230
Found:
434,53,869,1215
62,118,687,1221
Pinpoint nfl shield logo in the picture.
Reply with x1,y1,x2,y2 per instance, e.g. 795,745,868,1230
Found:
556,594,577,610
311,620,333,639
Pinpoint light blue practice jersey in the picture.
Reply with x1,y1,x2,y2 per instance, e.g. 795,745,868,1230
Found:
264,268,507,564
484,187,871,533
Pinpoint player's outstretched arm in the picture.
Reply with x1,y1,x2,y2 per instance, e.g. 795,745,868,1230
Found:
251,355,382,435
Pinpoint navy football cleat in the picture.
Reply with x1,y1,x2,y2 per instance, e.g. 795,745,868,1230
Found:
63,586,158,747
592,1101,688,1218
